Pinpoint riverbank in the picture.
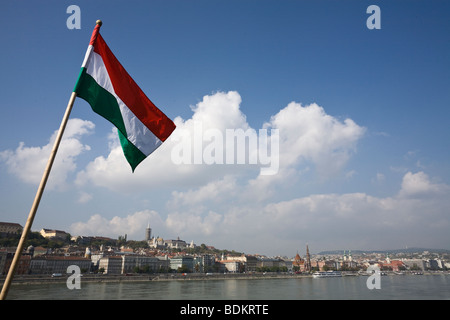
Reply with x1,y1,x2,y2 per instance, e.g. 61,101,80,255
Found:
2,271,448,286
1,272,308,285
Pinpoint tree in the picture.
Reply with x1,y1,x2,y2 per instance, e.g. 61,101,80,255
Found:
177,264,190,273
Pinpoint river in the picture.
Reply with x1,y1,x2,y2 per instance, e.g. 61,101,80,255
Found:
4,273,450,300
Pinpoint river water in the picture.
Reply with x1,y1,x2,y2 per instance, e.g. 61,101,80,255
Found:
5,274,450,300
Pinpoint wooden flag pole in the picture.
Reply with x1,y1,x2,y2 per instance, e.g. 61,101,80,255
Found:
0,19,102,300
0,91,77,300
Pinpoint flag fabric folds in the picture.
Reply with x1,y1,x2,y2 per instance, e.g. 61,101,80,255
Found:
74,23,176,171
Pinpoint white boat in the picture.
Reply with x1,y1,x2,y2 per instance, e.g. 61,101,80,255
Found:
312,271,342,278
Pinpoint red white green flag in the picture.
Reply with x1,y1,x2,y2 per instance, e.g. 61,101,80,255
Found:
74,23,176,171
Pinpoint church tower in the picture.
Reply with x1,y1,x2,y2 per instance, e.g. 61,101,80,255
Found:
145,222,152,241
305,244,312,272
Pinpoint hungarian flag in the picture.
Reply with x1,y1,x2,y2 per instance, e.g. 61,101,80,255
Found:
74,23,176,171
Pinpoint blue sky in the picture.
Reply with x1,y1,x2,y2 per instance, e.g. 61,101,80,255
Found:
1,1,450,256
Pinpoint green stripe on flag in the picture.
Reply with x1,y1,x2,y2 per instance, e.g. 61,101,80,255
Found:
75,68,146,171
75,68,127,136
117,130,147,172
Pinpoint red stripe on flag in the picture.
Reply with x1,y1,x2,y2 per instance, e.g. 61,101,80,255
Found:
89,24,101,46
92,34,176,142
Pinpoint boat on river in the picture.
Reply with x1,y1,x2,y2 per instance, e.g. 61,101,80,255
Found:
312,271,342,278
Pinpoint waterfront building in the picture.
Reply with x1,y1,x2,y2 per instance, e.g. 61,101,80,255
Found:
1,252,31,275
257,257,284,269
30,255,91,274
122,255,161,273
98,256,123,274
381,259,405,272
292,252,304,271
220,260,241,273
170,255,194,272
156,255,171,272
401,258,427,271
225,254,258,272
196,254,216,273
313,260,327,271
0,251,6,274
426,259,440,270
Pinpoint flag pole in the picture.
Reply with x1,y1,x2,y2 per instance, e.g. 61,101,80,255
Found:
0,91,77,300
0,20,103,300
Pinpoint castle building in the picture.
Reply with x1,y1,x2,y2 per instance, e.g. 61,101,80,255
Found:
145,222,195,250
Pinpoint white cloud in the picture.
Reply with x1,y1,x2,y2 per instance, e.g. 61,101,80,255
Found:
266,101,366,177
70,210,164,239
399,171,449,198
69,169,450,255
0,118,94,190
168,175,238,208
75,91,253,193
188,172,450,254
166,210,223,237
77,191,93,203
75,92,365,196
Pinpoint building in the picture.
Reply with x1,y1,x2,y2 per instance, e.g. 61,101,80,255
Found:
220,260,241,273
312,260,328,271
122,255,161,273
156,256,171,272
1,252,31,275
256,257,284,269
292,252,304,272
382,260,405,272
226,255,258,272
95,254,170,274
98,256,123,274
0,222,22,237
164,238,188,249
29,255,91,274
194,254,216,273
402,259,427,271
0,251,6,274
149,237,165,249
144,222,195,250
427,259,440,270
39,228,69,240
170,255,194,272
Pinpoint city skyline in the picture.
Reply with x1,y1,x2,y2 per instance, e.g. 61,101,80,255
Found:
2,220,449,258
1,1,450,257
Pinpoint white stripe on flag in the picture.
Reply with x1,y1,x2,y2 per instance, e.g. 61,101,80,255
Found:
84,51,162,156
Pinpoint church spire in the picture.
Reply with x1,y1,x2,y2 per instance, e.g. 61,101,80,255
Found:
305,243,311,272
